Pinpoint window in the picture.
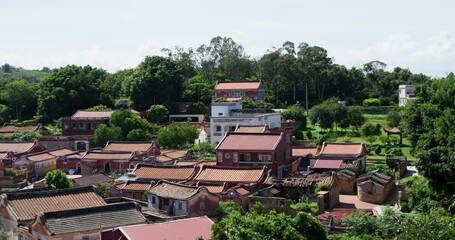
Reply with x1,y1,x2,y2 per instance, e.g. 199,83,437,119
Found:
64,124,69,130
243,153,251,161
218,112,223,116
215,125,222,132
151,196,156,204
229,126,236,132
178,202,183,210
217,152,223,163
72,123,77,129
230,91,243,98
258,154,271,161
233,152,238,162
79,123,85,130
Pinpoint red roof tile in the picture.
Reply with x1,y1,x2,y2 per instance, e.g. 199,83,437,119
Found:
72,110,114,118
0,124,41,133
292,147,320,158
82,151,133,160
0,141,37,153
2,186,106,222
133,164,198,181
319,142,365,158
103,141,153,152
193,165,266,184
215,81,261,90
115,181,152,192
161,150,188,159
118,216,213,240
148,181,205,200
235,125,267,133
217,133,283,151
47,148,75,157
313,159,343,169
25,152,56,162
73,173,112,186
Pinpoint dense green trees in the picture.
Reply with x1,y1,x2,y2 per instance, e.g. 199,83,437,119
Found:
93,124,123,147
401,78,455,195
146,105,169,123
125,56,185,110
343,208,455,240
1,80,35,120
37,65,107,121
157,124,198,149
212,202,327,240
44,170,72,189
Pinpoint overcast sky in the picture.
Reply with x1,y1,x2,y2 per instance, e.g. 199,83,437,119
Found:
1,0,454,77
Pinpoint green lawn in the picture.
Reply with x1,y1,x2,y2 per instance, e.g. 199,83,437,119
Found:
303,113,418,163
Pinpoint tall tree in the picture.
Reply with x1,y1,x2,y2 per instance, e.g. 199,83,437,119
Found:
297,43,333,101
401,78,455,195
1,80,35,120
125,56,184,110
38,65,107,121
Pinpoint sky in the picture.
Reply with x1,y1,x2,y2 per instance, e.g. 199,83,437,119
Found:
0,0,454,77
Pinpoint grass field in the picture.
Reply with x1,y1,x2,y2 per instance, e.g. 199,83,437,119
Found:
304,113,418,163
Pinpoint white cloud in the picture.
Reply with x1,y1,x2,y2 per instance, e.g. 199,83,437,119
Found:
334,32,455,76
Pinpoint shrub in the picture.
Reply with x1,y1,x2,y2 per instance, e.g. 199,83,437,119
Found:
305,129,313,140
387,147,404,156
362,98,380,106
362,123,382,136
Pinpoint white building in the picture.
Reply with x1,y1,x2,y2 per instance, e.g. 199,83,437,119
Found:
210,102,281,145
398,85,416,107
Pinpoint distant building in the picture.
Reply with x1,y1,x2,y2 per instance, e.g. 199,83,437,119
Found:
210,102,281,145
356,171,395,204
0,123,43,138
398,84,416,107
147,180,219,217
214,80,265,102
102,216,213,240
25,202,146,240
216,132,292,177
0,186,106,233
61,109,140,136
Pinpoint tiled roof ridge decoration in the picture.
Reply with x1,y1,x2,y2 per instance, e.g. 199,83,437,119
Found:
2,185,98,199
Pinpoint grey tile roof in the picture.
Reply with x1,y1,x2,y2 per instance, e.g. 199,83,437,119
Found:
40,202,147,235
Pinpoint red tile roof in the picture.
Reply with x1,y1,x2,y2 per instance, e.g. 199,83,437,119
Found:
25,152,56,162
205,185,227,194
193,165,267,184
1,186,106,222
0,141,38,153
217,133,283,151
72,110,114,119
47,148,75,157
0,124,41,133
319,142,366,158
72,173,112,186
235,125,267,133
215,81,261,90
148,181,206,200
71,109,140,119
292,147,320,158
313,159,343,169
114,181,153,192
133,164,198,181
82,151,133,160
118,216,213,240
103,141,153,152
161,150,188,159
